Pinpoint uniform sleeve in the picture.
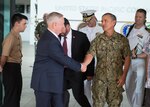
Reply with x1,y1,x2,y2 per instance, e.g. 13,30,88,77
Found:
2,36,14,57
87,36,98,57
143,33,150,45
82,33,95,76
143,35,150,55
122,37,131,58
35,23,40,35
35,22,44,35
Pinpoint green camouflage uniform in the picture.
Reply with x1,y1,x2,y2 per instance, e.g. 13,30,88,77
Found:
35,21,47,39
88,32,131,107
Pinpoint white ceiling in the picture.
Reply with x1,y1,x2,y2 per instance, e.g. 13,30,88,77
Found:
16,0,30,5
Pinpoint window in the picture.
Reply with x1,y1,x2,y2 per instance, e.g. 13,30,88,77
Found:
16,5,25,13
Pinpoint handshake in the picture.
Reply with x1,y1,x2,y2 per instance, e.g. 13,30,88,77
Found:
80,54,93,73
80,63,87,72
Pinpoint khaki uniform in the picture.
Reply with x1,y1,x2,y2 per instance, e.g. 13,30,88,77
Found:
35,21,47,39
2,29,23,107
2,29,22,63
88,32,131,107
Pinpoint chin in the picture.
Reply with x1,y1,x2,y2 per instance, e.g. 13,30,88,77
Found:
20,30,25,32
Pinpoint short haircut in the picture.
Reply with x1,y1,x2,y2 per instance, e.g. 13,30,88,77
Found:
64,18,70,26
136,8,147,17
47,12,63,23
102,13,117,21
43,13,48,20
11,13,28,27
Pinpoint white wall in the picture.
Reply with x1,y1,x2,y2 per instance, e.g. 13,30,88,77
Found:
20,14,30,42
37,0,150,29
17,0,36,45
16,0,31,42
27,0,150,44
29,0,37,45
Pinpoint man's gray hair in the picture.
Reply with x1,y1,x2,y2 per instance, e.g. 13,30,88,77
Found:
47,12,63,23
102,13,117,21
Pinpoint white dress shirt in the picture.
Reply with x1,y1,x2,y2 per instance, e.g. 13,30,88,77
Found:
127,26,150,53
79,23,103,42
61,29,72,57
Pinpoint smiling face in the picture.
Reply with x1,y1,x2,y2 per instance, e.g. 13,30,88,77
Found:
85,16,96,27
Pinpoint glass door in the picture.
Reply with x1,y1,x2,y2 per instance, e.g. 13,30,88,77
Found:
0,0,15,105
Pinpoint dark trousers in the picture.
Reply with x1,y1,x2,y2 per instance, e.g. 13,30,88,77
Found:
2,62,22,107
145,88,150,107
35,90,63,107
63,91,70,107
64,70,91,107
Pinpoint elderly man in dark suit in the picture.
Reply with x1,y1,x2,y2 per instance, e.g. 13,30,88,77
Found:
61,18,94,107
31,12,87,107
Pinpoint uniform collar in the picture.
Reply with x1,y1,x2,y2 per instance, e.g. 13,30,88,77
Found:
100,31,118,40
11,29,20,39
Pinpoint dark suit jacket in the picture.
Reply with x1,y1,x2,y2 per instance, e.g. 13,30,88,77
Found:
65,29,94,82
31,29,81,94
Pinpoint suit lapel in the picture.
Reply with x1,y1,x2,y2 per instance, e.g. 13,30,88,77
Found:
47,30,60,42
72,30,77,58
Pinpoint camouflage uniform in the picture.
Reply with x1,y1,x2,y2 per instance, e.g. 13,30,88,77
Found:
88,32,131,107
35,21,47,40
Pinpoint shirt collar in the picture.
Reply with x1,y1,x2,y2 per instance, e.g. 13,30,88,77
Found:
48,28,59,40
87,23,99,29
100,31,118,40
66,29,72,39
134,25,146,30
11,29,20,39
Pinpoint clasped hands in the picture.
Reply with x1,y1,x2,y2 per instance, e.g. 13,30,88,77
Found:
80,63,87,72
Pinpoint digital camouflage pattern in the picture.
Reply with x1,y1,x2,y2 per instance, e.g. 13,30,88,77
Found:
35,21,47,39
92,80,123,107
88,31,131,107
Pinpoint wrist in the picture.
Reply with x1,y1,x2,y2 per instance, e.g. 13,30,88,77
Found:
82,62,88,66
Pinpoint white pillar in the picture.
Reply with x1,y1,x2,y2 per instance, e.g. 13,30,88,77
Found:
29,0,37,45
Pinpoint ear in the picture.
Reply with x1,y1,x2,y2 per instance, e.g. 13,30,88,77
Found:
14,21,19,26
113,20,117,26
52,22,57,28
66,24,71,31
66,24,69,28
